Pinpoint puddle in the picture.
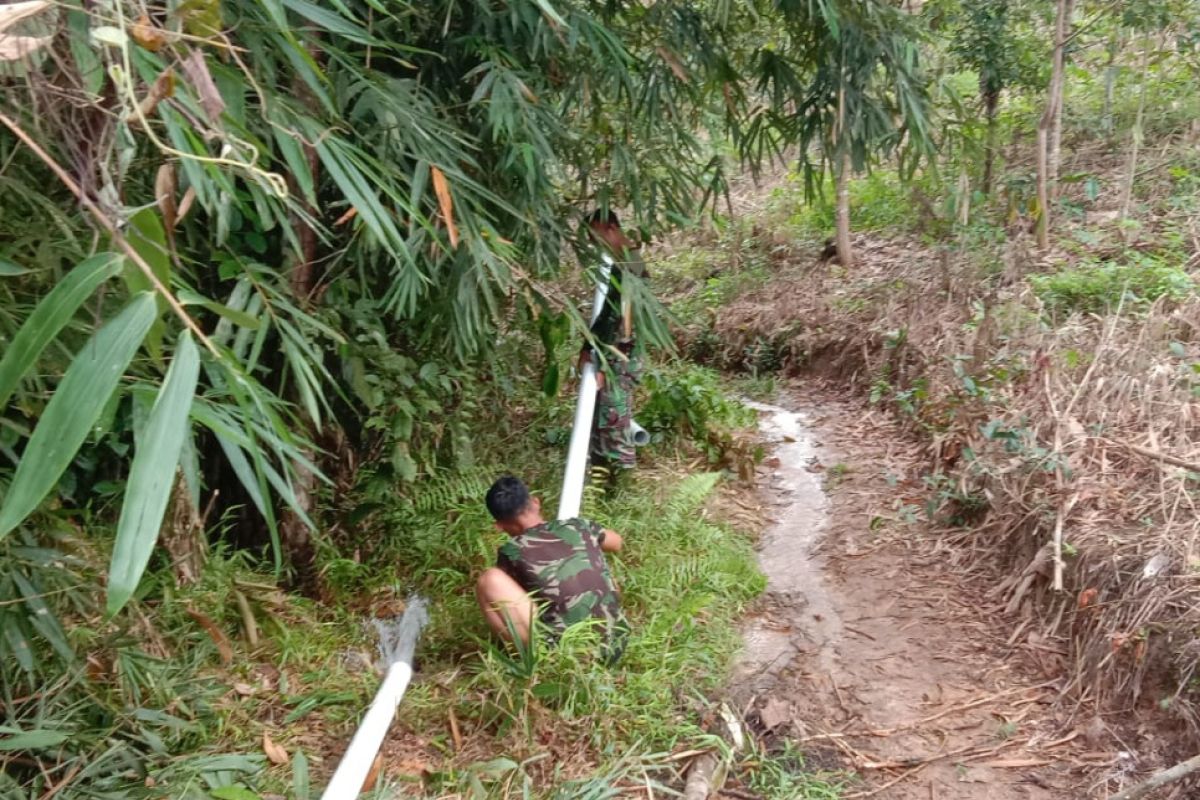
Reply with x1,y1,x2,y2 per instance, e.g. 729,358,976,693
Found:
734,401,842,689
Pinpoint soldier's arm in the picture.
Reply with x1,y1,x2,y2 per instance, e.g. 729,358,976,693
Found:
600,529,623,553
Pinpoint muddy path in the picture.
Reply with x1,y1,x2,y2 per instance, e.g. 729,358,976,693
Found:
732,389,1092,799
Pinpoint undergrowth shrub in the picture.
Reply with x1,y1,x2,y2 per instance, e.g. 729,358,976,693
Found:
773,170,938,237
1030,253,1194,314
408,472,768,793
0,530,369,799
640,363,762,473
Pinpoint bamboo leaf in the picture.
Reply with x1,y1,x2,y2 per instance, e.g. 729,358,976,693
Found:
0,253,122,410
272,129,317,206
2,616,34,672
0,729,68,751
293,751,310,800
431,165,459,249
0,294,157,540
530,0,566,28
281,0,374,43
314,137,405,256
12,572,73,662
178,289,262,330
0,258,29,276
107,332,201,616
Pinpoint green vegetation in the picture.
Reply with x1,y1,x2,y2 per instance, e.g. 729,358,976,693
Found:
652,0,1200,771
0,349,813,797
774,171,937,237
1030,253,1194,314
405,473,766,788
6,0,1200,794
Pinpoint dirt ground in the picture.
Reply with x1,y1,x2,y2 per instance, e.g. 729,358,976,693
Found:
730,386,1116,799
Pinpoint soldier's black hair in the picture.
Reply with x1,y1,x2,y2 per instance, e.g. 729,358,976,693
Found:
585,208,620,227
485,474,531,522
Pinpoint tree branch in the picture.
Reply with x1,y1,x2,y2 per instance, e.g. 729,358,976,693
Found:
0,111,219,357
1111,753,1200,800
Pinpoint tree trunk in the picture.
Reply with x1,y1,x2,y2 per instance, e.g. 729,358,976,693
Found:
1046,0,1074,198
161,470,207,586
280,461,319,593
957,163,971,227
835,150,854,268
982,86,999,195
1118,35,1151,229
1036,124,1050,249
1102,31,1118,143
277,67,323,593
1037,0,1073,247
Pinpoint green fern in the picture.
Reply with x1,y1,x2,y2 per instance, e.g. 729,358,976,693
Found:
401,467,496,515
663,472,722,528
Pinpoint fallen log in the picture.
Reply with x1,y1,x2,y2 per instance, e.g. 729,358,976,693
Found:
1110,752,1200,800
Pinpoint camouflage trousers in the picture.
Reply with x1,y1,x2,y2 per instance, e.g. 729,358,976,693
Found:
591,351,643,470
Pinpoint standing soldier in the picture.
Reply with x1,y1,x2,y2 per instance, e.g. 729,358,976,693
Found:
579,209,648,485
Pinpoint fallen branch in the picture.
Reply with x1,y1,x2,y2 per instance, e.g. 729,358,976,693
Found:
842,763,929,799
683,752,720,800
1120,441,1200,475
718,787,761,800
803,683,1055,739
1110,752,1200,800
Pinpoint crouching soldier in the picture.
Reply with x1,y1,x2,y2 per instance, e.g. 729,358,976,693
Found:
475,475,628,662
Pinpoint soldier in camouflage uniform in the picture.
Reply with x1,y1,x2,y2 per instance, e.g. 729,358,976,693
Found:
591,349,643,470
582,210,648,476
476,476,628,661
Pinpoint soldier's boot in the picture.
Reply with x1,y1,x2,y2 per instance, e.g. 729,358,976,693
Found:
606,464,633,496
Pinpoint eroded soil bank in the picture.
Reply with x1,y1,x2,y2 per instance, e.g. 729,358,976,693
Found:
733,388,1101,799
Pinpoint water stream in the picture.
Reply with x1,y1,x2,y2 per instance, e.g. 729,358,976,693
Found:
734,401,842,691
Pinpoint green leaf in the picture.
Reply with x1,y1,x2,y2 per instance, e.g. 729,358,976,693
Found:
281,0,374,43
0,259,29,276
12,572,73,662
392,443,418,482
0,729,69,751
0,294,157,540
123,208,171,304
2,617,34,673
210,786,261,800
541,363,560,397
272,129,317,206
475,758,519,778
67,6,104,96
0,253,122,410
292,750,310,800
107,332,202,616
90,25,128,48
178,289,263,330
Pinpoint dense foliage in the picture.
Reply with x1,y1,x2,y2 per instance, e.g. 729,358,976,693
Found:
5,0,1200,795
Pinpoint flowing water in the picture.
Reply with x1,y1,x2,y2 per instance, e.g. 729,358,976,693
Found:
734,401,842,691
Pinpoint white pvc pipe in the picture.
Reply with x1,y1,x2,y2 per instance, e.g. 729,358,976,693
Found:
321,598,428,799
557,255,613,521
320,662,414,799
629,419,650,447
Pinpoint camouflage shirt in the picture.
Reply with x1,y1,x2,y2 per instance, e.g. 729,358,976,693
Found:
497,518,625,638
